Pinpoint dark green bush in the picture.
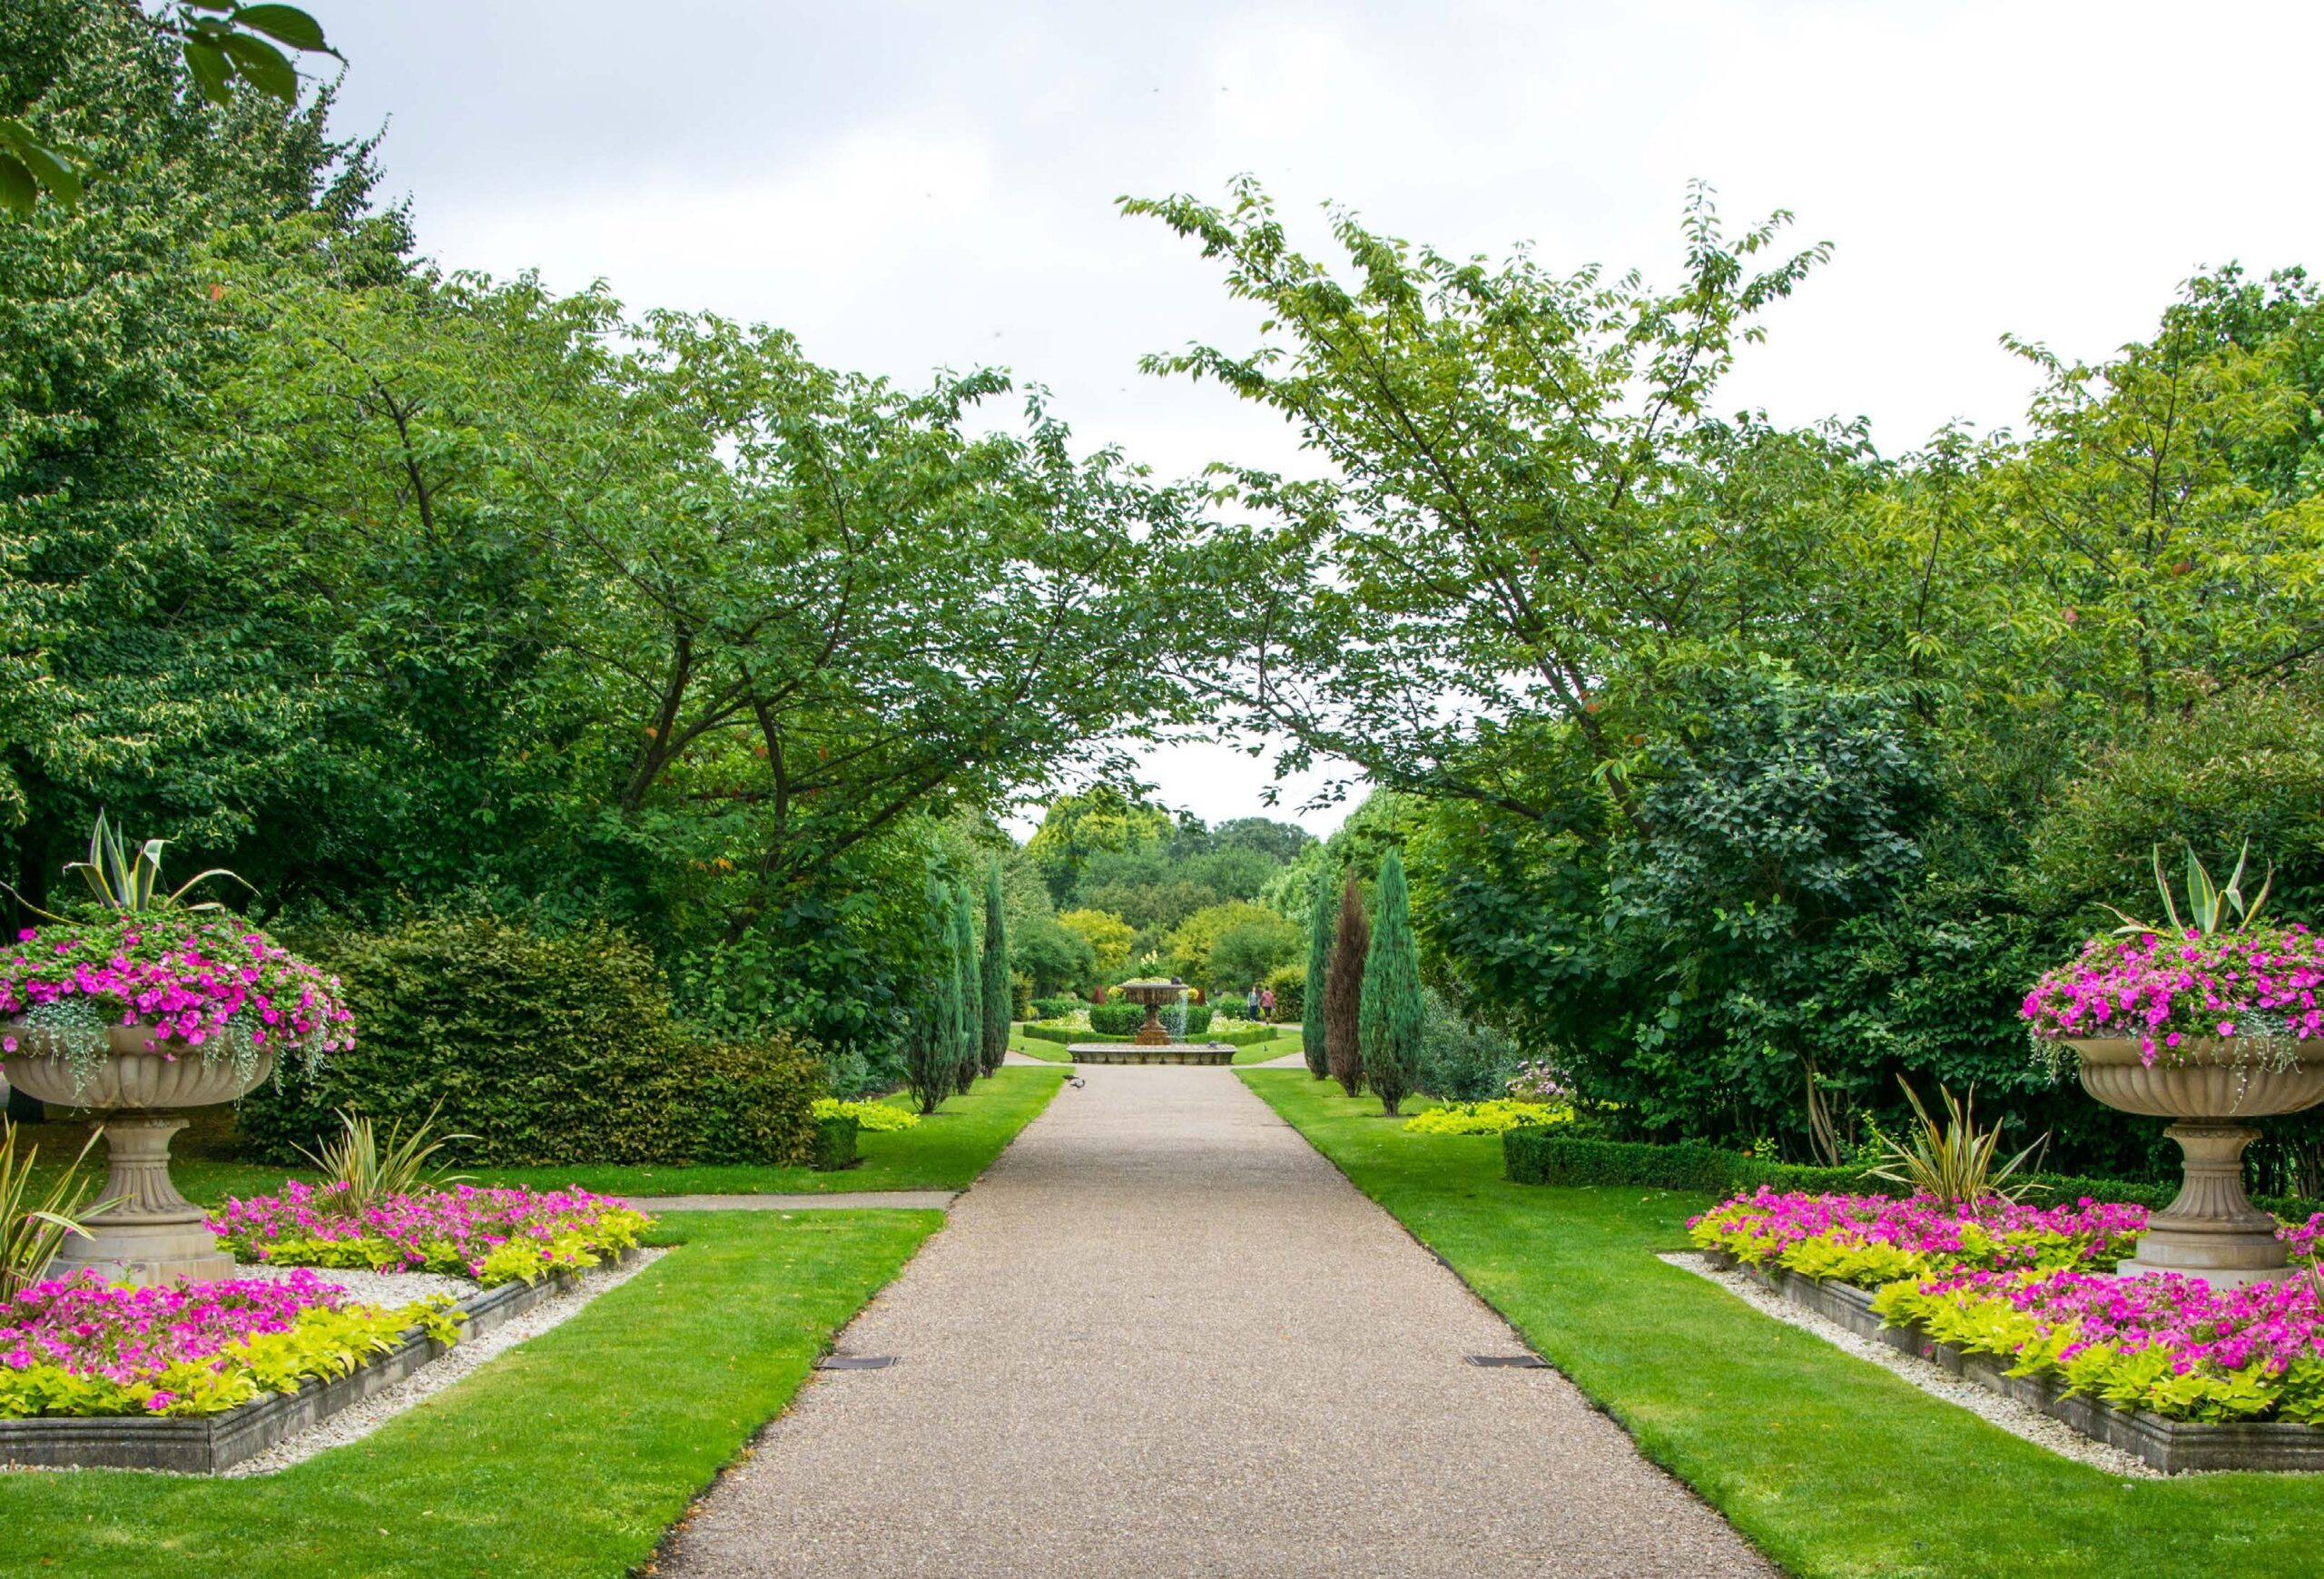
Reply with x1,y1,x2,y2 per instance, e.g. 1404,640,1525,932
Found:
1088,1002,1146,1035
811,1113,861,1171
1181,1003,1214,1035
1029,996,1080,1021
1501,1131,2323,1220
241,916,822,1166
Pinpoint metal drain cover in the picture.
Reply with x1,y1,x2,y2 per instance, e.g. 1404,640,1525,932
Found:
817,1355,899,1370
1464,1353,1548,1368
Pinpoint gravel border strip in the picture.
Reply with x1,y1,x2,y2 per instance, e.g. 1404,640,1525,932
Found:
222,1248,669,1477
1659,1249,2160,1478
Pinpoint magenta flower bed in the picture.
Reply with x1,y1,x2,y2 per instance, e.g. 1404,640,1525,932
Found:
1875,1263,2324,1423
210,1181,651,1287
0,913,353,1060
0,1270,448,1418
2022,923,2324,1064
1689,1189,2150,1287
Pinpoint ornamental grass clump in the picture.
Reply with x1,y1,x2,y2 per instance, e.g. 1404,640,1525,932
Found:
0,1269,458,1418
1689,1189,2149,1288
1871,1265,2324,1424
211,1182,649,1287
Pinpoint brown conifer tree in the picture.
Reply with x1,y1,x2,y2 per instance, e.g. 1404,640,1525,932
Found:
1324,874,1370,1097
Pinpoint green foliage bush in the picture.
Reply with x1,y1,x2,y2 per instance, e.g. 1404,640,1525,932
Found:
1028,997,1080,1021
1265,962,1305,1023
1088,1002,1146,1036
1414,989,1522,1100
810,1114,861,1171
240,917,822,1166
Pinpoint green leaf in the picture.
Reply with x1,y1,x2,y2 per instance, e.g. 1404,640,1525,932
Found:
219,32,300,102
231,5,331,53
9,137,81,204
182,38,236,104
0,154,34,215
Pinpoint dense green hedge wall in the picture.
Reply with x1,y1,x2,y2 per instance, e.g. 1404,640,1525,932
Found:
1028,996,1081,1021
1500,1131,2321,1219
1088,1002,1146,1035
240,916,822,1166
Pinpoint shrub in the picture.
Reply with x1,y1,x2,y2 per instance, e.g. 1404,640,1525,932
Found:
1265,962,1305,1023
1414,989,1522,1100
1325,875,1369,1096
238,917,822,1166
1304,863,1333,1079
950,883,980,1095
813,1097,920,1132
980,861,1010,1077
1178,1002,1214,1036
1360,854,1423,1115
1214,999,1248,1021
810,1113,860,1170
1088,1001,1146,1036
1029,997,1081,1021
1403,1099,1569,1136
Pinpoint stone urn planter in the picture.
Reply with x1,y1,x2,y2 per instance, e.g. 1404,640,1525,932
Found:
4,1023,275,1287
2068,1037,2324,1287
1117,981,1187,1047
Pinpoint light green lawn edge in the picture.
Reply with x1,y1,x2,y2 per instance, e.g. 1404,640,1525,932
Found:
0,1209,939,1578
1241,1068,2324,1579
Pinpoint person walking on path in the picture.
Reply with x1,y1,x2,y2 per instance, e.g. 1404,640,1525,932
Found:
1259,984,1276,1023
1246,983,1262,1021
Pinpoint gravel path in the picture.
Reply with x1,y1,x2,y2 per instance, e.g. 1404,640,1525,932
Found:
660,1067,1771,1577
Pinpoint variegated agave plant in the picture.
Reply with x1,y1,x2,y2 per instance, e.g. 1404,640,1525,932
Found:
3,810,253,922
2102,840,2272,940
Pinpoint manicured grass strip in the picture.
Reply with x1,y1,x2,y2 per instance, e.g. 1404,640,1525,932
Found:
1241,1070,2322,1579
23,1066,1063,1207
0,1209,938,1578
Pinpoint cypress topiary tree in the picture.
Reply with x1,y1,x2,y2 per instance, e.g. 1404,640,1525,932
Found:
951,882,980,1095
1303,861,1334,1080
1359,851,1423,1116
980,857,1009,1076
909,881,960,1114
1324,873,1369,1098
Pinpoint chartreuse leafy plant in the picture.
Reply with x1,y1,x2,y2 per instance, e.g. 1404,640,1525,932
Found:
0,1269,455,1419
1402,1099,1569,1136
813,1097,920,1133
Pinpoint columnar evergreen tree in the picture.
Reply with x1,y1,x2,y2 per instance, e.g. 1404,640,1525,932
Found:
951,883,980,1095
1303,862,1334,1080
1324,874,1370,1098
1359,852,1423,1116
980,857,1009,1076
909,881,960,1113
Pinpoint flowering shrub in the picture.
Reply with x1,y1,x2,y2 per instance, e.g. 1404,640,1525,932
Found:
813,1098,919,1132
0,913,353,1081
1872,1268,2324,1424
1506,1061,1570,1104
2021,924,2324,1066
211,1182,650,1287
1403,1099,1571,1136
0,1269,457,1417
1689,1189,2148,1288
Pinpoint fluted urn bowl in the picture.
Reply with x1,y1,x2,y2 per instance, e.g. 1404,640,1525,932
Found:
4,1021,275,1288
2068,1037,2324,1287
1117,981,1187,1047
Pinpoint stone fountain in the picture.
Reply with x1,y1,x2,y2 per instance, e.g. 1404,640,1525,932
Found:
1071,979,1236,1066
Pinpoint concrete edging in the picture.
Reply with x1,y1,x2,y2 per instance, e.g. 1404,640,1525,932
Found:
0,1247,641,1474
1065,1042,1236,1066
1703,1248,2324,1473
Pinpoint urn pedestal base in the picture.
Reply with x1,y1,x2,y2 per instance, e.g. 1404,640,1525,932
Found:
2111,1123,2296,1289
48,1113,238,1288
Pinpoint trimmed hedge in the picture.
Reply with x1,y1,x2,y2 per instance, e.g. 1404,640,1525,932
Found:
1028,997,1081,1022
1088,1002,1145,1036
241,916,822,1167
1019,1022,1277,1049
811,1113,861,1171
1500,1130,2323,1220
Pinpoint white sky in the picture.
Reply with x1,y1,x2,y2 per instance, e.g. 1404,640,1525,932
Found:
321,0,2324,838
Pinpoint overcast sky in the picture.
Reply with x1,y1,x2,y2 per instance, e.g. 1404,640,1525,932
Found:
320,0,2324,837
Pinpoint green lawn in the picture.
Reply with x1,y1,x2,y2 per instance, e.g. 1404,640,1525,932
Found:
1009,1022,1302,1066
1241,1069,2323,1579
0,1209,938,1577
18,1066,1063,1207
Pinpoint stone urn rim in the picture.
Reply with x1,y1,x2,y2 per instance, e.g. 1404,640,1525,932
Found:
3,1019,277,1111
